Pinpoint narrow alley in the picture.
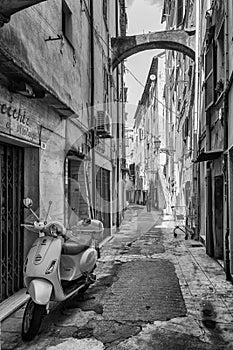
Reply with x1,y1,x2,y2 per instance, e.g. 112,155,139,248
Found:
1,205,233,350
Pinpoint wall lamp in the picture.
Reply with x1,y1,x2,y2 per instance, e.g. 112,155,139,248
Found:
9,81,45,98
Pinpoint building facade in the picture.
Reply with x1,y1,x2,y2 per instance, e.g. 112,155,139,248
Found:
161,0,197,233
196,0,233,280
161,0,233,281
0,0,127,305
131,53,168,210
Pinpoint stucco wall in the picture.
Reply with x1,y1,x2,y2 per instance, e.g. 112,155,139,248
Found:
39,116,66,222
228,88,233,148
0,1,89,120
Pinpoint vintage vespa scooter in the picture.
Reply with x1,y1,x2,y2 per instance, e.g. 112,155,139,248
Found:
21,198,103,341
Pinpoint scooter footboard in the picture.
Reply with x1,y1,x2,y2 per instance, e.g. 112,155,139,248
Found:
28,279,53,305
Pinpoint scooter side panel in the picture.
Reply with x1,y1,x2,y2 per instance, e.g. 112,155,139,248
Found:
79,248,98,273
60,255,83,281
60,249,97,280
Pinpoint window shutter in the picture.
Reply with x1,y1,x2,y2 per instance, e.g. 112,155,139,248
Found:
62,0,73,46
177,0,183,27
205,41,215,110
103,0,108,27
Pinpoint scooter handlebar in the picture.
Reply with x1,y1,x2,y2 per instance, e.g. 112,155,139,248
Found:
21,220,66,237
43,222,66,237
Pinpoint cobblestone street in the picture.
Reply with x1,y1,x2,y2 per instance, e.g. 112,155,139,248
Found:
1,205,233,349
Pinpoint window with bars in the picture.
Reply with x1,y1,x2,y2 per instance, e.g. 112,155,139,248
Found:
0,143,24,302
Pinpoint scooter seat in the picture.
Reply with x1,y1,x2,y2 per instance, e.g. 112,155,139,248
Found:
62,239,89,255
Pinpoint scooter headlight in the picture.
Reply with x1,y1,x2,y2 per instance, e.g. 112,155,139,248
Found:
49,224,59,237
48,222,64,237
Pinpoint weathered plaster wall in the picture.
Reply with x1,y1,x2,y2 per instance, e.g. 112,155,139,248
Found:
0,0,90,120
228,89,233,148
0,83,66,252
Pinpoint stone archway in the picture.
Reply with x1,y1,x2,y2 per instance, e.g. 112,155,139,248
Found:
111,29,195,69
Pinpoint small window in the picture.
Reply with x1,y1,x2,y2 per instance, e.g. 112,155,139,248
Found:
62,0,73,46
177,0,183,27
205,41,215,110
216,24,225,86
103,0,108,27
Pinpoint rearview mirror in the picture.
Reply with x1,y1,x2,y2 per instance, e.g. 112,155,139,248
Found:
23,197,33,208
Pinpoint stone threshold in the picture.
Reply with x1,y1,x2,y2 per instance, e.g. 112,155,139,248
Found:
0,289,29,322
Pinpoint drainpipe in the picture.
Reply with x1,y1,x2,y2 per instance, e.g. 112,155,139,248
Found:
115,0,120,228
224,152,231,280
206,162,214,257
206,105,214,256
194,0,200,136
121,62,125,211
194,0,200,238
90,0,96,218
224,0,231,281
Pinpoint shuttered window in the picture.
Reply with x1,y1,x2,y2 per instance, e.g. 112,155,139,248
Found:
103,0,108,28
62,0,73,47
177,0,183,27
205,41,215,110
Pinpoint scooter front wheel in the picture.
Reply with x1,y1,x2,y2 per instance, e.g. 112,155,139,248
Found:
22,298,46,341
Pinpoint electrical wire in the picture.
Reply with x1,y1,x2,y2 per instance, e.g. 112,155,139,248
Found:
26,3,189,155
29,6,61,37
94,26,190,118
27,3,188,120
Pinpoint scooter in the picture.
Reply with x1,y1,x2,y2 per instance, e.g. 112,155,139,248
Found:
21,197,103,341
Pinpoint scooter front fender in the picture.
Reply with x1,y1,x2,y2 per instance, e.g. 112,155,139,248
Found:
28,278,53,305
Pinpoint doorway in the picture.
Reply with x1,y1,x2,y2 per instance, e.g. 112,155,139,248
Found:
214,175,223,259
64,157,89,227
96,166,111,238
0,142,24,303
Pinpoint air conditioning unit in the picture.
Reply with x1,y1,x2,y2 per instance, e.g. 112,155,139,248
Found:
96,110,112,138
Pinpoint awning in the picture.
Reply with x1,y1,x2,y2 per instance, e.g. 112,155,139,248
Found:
0,0,47,26
193,149,223,163
0,44,75,117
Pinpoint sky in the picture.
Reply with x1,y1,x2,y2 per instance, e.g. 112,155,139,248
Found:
124,0,165,127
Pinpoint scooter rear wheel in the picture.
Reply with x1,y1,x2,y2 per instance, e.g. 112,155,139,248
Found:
22,298,46,341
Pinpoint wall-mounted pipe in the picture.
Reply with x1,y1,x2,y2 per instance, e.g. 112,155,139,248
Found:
223,0,231,281
90,0,96,218
206,163,214,257
115,0,120,227
224,153,231,280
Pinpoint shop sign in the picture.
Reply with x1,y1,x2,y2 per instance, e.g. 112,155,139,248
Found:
0,100,40,144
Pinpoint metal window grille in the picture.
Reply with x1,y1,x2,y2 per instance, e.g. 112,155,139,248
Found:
0,143,24,303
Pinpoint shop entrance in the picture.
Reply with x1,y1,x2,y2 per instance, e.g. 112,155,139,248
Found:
64,157,90,227
96,166,111,238
0,142,24,303
214,175,223,259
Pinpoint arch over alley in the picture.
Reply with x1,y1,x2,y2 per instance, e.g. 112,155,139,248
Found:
111,29,196,69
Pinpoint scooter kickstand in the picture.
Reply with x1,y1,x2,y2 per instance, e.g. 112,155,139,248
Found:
88,273,96,284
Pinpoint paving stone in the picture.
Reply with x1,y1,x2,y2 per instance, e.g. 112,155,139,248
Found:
103,259,186,322
1,206,233,349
